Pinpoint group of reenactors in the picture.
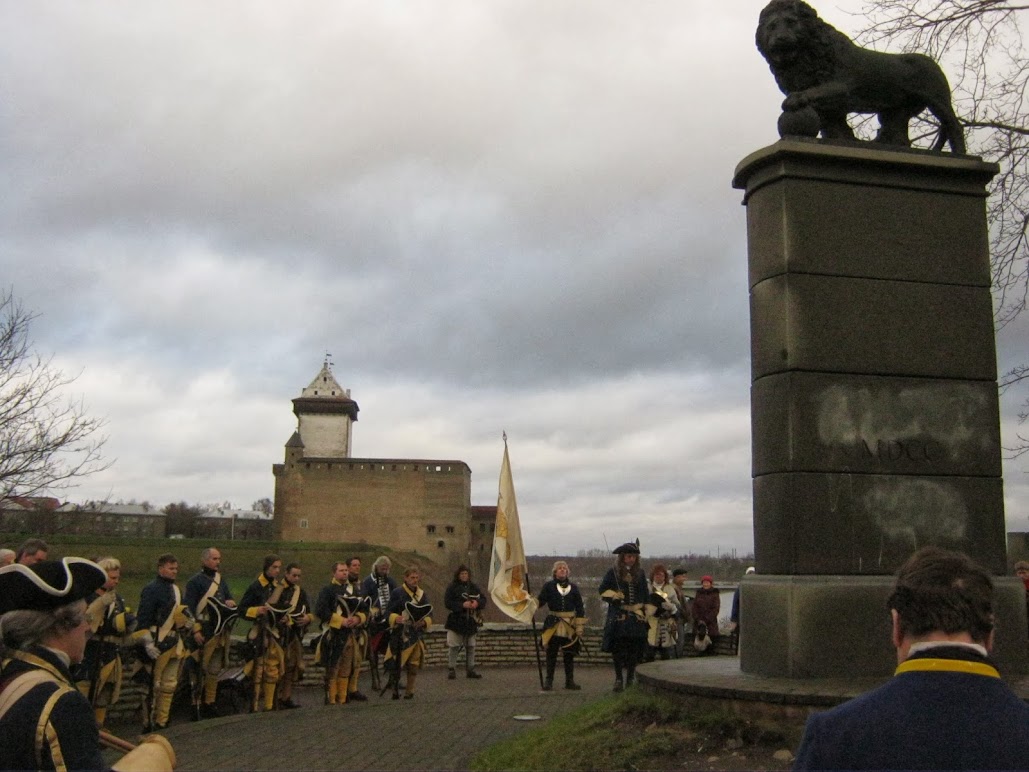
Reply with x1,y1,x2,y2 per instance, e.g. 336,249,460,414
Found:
72,549,441,733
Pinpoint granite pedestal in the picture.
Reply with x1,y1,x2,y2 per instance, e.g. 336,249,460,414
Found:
732,140,1027,678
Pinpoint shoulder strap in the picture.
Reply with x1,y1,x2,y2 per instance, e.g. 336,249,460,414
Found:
0,667,75,772
196,572,221,616
37,686,74,772
157,584,182,642
0,669,59,721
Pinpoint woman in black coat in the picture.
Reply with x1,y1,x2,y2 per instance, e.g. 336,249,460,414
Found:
443,565,485,679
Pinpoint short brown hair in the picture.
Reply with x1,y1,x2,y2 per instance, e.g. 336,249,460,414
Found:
887,547,994,644
157,552,178,567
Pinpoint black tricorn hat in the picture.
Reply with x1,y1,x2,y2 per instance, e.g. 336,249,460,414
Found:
612,540,640,555
340,595,370,616
0,558,107,615
404,602,432,622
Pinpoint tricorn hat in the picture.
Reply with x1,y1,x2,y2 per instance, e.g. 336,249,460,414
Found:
404,601,432,623
612,540,640,555
0,558,107,615
340,595,371,617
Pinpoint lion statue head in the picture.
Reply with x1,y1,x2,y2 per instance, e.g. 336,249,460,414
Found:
756,0,839,95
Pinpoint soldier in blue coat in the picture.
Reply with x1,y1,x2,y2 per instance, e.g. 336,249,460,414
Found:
0,558,175,771
183,547,237,718
73,556,136,728
136,552,193,731
794,546,1029,771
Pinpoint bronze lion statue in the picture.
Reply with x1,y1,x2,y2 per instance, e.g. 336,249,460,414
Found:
756,0,965,153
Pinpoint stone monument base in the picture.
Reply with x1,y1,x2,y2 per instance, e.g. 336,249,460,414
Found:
740,575,1029,678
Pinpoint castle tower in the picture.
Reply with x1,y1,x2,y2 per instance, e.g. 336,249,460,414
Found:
291,359,359,459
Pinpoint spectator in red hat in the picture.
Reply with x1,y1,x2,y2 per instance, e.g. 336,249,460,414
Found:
691,575,721,638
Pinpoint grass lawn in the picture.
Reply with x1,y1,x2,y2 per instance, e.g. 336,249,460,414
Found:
0,532,450,607
470,689,800,772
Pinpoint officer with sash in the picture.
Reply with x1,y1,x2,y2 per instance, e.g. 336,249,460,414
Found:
238,554,287,712
599,541,649,692
536,560,586,691
0,557,176,771
314,560,369,705
184,547,237,719
73,556,136,728
137,552,193,731
276,562,312,710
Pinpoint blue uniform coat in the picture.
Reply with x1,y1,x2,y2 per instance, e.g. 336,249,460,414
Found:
794,645,1029,771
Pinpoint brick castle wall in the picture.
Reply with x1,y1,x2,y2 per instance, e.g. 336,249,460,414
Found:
274,457,474,568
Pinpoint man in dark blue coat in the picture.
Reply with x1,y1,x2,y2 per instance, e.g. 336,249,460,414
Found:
794,546,1029,771
0,558,175,770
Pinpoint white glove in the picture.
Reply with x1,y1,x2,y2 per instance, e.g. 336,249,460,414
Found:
140,631,160,660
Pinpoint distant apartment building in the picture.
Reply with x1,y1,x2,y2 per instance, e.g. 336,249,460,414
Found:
0,499,166,538
194,506,275,541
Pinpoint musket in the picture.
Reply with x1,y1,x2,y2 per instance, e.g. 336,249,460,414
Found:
142,656,156,732
366,620,382,692
86,628,105,710
99,730,136,753
378,618,407,699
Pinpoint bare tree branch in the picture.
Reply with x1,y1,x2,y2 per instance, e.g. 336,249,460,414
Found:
0,288,110,499
858,0,1029,458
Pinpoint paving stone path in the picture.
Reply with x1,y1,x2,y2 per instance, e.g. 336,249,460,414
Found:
107,665,616,771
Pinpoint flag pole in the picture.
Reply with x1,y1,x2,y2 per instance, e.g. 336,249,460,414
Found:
502,433,544,690
489,432,545,689
523,564,545,690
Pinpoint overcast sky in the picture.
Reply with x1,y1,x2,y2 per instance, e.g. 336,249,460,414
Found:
2,1,1026,557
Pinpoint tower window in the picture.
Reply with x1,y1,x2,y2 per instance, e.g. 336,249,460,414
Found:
437,540,445,549
300,519,309,529
427,525,436,534
446,526,455,534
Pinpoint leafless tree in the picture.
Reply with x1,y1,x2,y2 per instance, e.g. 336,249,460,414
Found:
858,0,1029,455
0,289,109,499
251,497,273,515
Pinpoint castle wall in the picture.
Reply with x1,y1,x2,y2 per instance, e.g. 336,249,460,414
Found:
274,457,474,567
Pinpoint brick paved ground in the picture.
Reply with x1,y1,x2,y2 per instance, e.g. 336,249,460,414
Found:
106,665,617,771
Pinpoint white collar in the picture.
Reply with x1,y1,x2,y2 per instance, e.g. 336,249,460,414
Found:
42,646,72,668
907,640,988,659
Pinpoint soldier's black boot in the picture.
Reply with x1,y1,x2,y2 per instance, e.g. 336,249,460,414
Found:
564,658,580,690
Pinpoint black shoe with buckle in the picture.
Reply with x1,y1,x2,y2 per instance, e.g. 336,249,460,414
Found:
466,670,482,679
448,668,456,680
348,691,368,702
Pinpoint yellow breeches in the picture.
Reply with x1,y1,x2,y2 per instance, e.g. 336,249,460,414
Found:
152,648,182,727
201,630,232,705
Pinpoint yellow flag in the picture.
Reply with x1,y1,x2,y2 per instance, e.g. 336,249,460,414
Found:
488,439,539,623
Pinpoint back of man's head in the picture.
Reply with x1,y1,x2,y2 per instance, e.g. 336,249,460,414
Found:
888,546,994,644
